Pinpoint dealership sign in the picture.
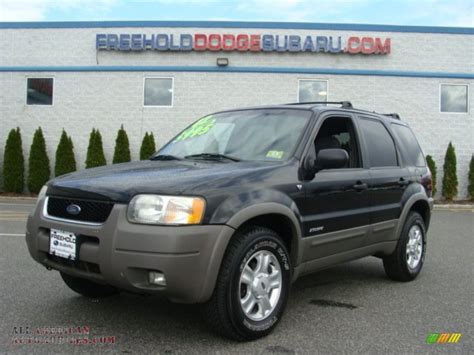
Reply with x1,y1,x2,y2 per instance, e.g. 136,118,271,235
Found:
96,33,391,55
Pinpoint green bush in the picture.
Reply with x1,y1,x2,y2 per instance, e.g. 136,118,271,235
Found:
442,142,458,201
28,127,50,194
85,129,107,169
113,125,131,164
140,132,156,160
468,155,474,200
55,129,76,177
3,127,24,193
425,155,437,197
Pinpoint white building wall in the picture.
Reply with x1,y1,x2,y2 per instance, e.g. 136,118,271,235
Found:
0,27,472,73
0,24,473,198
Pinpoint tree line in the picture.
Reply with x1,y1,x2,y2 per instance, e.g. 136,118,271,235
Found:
2,126,156,194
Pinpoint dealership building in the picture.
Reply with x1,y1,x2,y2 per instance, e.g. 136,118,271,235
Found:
0,21,473,198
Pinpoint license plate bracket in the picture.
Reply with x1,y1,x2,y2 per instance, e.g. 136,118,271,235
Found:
49,228,77,260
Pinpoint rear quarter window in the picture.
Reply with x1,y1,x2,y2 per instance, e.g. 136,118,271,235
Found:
391,124,426,167
358,118,398,167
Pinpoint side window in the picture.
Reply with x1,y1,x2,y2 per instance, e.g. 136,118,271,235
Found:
359,118,398,168
313,116,361,168
391,124,425,167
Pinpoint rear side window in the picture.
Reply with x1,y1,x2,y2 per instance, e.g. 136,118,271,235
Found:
359,118,398,167
391,124,425,167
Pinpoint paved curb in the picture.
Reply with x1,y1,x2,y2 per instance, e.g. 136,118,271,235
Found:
434,204,473,209
0,196,37,204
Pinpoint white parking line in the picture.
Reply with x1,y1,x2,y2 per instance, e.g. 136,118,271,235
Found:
0,233,25,237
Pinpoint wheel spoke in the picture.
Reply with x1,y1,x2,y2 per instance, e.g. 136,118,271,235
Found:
261,254,270,273
268,271,281,289
254,253,264,273
241,293,256,314
259,295,272,314
241,265,254,285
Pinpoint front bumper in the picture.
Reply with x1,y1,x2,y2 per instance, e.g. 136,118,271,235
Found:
26,197,234,303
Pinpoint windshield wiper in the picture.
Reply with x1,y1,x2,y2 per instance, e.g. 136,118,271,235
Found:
184,153,241,162
150,154,182,161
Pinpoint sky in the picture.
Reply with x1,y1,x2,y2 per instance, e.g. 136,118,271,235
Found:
0,0,473,27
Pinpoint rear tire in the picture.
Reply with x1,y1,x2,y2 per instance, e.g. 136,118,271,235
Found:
60,272,119,298
383,212,426,281
203,227,291,341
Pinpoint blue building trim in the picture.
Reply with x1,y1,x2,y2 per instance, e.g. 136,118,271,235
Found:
0,21,473,35
1,66,473,79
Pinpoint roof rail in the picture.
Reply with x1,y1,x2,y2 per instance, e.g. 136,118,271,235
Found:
381,113,401,120
285,101,353,109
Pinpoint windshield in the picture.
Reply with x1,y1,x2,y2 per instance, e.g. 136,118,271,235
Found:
156,109,312,162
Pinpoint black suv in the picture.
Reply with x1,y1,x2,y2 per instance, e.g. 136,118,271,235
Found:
26,102,434,340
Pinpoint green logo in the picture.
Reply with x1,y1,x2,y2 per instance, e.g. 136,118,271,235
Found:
426,333,462,344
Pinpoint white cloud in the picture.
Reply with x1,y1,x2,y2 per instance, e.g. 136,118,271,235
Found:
0,0,117,21
0,0,472,26
234,0,372,22
0,0,47,21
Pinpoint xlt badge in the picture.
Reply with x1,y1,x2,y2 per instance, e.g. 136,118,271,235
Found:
309,226,324,233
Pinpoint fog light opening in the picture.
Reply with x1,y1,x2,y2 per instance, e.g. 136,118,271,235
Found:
149,271,166,286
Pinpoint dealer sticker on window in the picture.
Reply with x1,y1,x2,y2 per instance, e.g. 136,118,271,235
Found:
266,150,284,159
49,229,77,260
173,115,216,142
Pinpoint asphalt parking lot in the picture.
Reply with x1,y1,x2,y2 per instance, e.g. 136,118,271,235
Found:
0,201,472,353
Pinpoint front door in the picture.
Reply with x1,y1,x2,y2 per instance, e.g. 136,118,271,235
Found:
301,114,370,262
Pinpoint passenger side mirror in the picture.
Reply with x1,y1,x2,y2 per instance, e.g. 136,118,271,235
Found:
316,149,349,171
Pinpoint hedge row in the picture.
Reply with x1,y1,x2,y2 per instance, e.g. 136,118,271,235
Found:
2,126,156,194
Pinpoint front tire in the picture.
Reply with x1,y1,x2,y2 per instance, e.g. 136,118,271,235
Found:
383,212,426,281
203,227,291,341
60,272,119,298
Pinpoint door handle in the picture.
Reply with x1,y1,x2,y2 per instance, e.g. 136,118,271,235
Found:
353,181,368,191
398,178,409,187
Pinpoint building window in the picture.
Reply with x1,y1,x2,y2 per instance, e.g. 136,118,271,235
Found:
440,84,469,113
144,78,173,107
298,80,327,102
27,78,53,105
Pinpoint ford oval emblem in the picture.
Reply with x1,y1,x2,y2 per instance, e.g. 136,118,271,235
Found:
66,204,81,215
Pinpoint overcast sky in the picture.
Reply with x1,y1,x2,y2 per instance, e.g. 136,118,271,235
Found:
0,0,473,27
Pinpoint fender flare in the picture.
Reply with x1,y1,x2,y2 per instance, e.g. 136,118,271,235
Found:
226,202,305,267
396,192,432,239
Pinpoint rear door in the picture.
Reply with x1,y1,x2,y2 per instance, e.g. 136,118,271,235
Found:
357,116,409,244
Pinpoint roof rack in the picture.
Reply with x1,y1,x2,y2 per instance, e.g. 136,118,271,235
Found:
285,101,353,109
381,113,401,120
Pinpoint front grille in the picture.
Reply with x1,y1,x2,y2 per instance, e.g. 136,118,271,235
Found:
47,196,114,223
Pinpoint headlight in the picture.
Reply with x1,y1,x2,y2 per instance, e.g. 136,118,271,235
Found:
37,185,48,201
127,195,205,225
